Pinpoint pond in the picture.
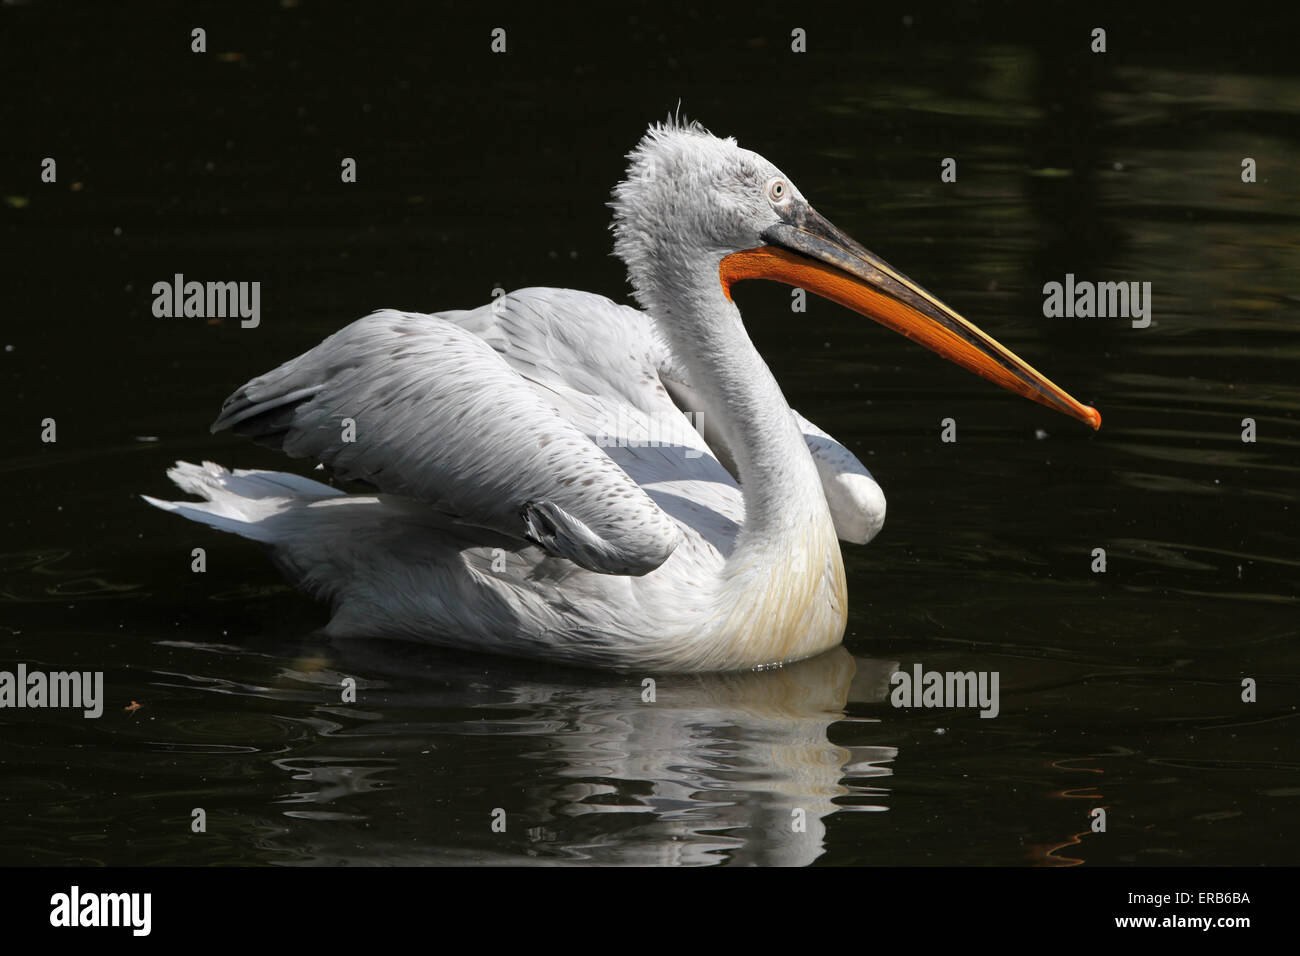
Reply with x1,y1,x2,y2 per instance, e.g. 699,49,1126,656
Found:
1,4,1296,865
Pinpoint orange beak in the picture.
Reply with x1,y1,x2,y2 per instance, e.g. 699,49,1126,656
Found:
720,213,1100,430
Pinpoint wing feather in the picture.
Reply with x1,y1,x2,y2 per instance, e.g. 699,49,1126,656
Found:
211,308,681,574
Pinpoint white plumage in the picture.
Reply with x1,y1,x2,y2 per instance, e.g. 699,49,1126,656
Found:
145,119,962,671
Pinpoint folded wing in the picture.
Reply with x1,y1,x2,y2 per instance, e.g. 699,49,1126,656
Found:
211,308,682,575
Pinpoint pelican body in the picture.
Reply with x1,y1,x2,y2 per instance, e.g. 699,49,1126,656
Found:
146,120,1098,672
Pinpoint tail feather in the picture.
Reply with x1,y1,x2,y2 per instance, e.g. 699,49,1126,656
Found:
142,460,343,542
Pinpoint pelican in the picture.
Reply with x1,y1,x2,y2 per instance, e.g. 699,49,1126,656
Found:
145,119,1099,672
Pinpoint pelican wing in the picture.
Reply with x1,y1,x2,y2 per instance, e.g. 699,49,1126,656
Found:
446,287,884,547
659,370,887,546
791,411,886,545
211,307,682,575
439,288,748,555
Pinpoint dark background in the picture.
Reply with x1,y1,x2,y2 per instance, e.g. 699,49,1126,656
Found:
0,0,1296,866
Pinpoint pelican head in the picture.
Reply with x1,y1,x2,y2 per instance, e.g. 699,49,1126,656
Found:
612,119,799,278
611,118,1100,430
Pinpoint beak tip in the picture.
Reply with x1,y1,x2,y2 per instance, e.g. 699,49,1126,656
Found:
1085,406,1102,430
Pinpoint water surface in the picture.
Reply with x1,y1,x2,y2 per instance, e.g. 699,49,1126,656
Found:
1,4,1297,865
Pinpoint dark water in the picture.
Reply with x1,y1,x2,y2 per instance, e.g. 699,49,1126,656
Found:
2,4,1297,865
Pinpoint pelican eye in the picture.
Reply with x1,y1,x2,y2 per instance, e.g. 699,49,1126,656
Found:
766,178,789,204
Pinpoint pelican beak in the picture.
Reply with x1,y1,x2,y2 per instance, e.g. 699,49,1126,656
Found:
719,207,1101,430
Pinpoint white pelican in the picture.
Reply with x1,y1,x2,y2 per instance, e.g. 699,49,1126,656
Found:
145,119,1100,672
